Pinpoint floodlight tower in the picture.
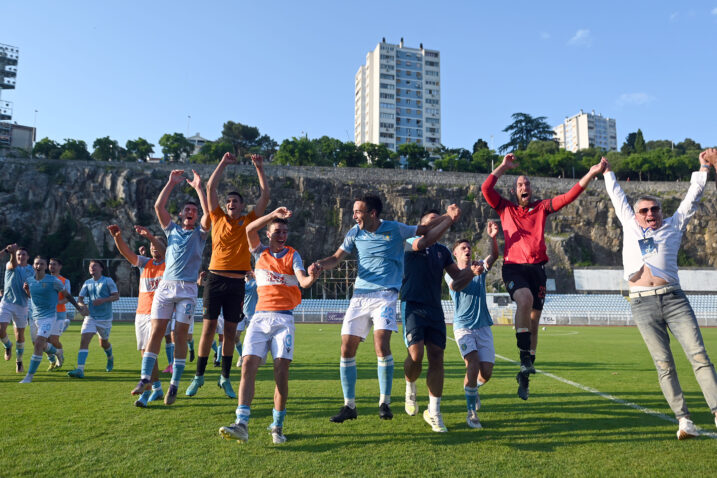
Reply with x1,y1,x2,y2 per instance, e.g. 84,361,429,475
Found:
0,43,19,121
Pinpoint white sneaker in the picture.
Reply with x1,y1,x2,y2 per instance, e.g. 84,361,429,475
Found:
467,410,482,429
271,426,287,444
423,409,447,433
219,422,249,443
677,417,699,440
19,375,33,383
405,393,418,416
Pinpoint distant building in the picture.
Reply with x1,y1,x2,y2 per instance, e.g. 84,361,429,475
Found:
187,132,209,154
0,43,19,121
0,122,35,152
554,110,617,152
354,38,441,153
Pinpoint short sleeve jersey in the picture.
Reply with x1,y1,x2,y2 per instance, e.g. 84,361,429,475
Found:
445,273,493,330
208,207,257,272
252,244,305,312
79,276,118,321
401,239,453,307
55,276,71,313
340,220,417,294
243,277,258,319
2,263,34,307
26,275,64,320
136,256,165,315
163,221,209,281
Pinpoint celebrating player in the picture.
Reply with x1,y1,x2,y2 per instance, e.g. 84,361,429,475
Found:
481,154,606,400
219,207,318,444
0,244,34,373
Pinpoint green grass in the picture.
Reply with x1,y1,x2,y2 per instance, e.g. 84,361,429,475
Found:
2,323,717,477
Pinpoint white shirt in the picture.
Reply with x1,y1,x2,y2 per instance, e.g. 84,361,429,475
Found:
604,171,707,284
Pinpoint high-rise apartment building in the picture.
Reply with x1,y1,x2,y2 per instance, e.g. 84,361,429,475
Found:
554,109,617,152
354,38,440,152
0,43,18,121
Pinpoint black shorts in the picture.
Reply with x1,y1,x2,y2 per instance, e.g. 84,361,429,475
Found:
202,272,245,323
502,263,547,311
401,301,446,350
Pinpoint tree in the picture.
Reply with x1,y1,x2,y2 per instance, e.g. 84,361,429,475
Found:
92,136,121,161
273,137,320,166
633,129,646,154
499,113,556,153
221,121,260,158
526,139,559,156
398,142,430,169
359,143,396,168
59,139,91,161
336,141,365,167
251,134,278,159
646,139,672,151
159,133,193,162
621,132,637,155
125,137,155,161
674,138,702,156
472,138,489,153
32,137,62,159
189,140,235,164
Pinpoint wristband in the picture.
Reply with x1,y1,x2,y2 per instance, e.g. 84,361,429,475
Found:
700,164,710,169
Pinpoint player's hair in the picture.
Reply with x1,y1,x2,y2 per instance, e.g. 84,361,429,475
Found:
183,201,199,209
358,195,383,216
420,209,441,220
633,195,662,212
33,255,48,264
153,236,167,247
227,191,244,202
269,218,289,228
49,257,62,265
452,238,471,251
17,246,28,254
89,260,104,271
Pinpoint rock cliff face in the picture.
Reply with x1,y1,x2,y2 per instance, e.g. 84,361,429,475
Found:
0,158,715,295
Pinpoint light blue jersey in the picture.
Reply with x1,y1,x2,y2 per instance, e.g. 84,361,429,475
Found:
79,276,118,320
26,275,64,320
243,277,258,319
445,273,493,330
340,220,417,294
2,263,34,307
163,221,208,281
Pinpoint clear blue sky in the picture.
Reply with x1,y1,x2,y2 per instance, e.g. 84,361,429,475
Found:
4,1,716,154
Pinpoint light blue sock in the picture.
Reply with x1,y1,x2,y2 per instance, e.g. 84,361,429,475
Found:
28,354,42,375
140,352,158,381
465,386,478,411
377,355,394,402
235,343,242,356
165,343,175,364
340,357,357,406
77,349,89,371
16,342,25,360
236,405,251,424
152,380,162,390
171,358,186,386
2,337,12,349
188,339,194,352
271,408,286,428
104,346,113,359
139,389,151,403
211,340,217,354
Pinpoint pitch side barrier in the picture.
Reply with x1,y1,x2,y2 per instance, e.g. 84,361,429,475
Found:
59,294,717,327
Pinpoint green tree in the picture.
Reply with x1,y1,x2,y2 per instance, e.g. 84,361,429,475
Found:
221,121,260,158
547,150,576,178
646,139,672,151
398,142,430,169
59,139,91,161
159,133,193,162
189,140,235,164
32,137,62,159
634,129,646,153
472,138,489,153
621,132,637,154
526,139,559,156
471,148,498,173
674,138,702,156
250,134,278,159
125,137,155,161
274,137,320,166
499,113,555,153
359,143,396,168
92,136,121,161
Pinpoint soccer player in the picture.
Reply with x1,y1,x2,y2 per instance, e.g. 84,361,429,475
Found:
602,151,717,439
0,244,34,373
401,207,470,433
219,207,318,444
131,169,209,405
67,260,119,378
446,222,499,429
237,270,257,367
20,256,85,383
187,152,268,399
481,153,606,400
47,257,71,370
108,223,168,407
310,195,457,422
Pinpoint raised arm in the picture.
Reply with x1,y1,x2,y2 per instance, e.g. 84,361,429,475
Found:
155,170,186,229
107,225,138,266
413,204,460,250
245,207,293,250
295,268,319,288
673,150,711,230
484,221,500,269
551,158,606,212
4,244,18,270
187,169,210,231
445,262,475,292
481,153,517,208
207,152,236,212
134,225,166,257
251,154,270,216
601,157,634,225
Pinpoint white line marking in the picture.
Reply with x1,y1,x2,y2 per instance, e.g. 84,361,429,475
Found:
447,336,717,439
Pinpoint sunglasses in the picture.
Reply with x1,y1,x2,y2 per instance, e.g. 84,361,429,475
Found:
637,206,661,215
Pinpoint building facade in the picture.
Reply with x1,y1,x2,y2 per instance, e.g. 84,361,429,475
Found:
554,110,617,152
354,38,440,152
0,43,19,121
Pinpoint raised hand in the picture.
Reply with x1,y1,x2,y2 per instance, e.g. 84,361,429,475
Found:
446,203,461,222
222,152,237,164
169,170,185,185
273,207,293,219
470,260,485,276
4,243,17,255
106,225,121,238
486,221,499,238
307,263,322,277
138,246,147,257
699,148,717,168
502,153,518,170
251,154,264,169
589,158,607,176
187,169,202,189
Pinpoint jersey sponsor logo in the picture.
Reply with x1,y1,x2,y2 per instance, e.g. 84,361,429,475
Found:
284,334,292,354
461,343,467,351
507,281,515,290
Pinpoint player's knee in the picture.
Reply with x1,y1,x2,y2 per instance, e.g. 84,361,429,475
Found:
513,289,533,308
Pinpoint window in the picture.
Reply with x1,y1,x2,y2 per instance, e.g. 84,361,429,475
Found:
380,122,394,129
380,112,394,119
380,132,394,139
380,73,394,80
425,60,439,67
426,99,439,105
380,93,395,99
380,102,394,109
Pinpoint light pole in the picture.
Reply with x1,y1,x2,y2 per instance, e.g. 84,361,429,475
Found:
186,115,191,136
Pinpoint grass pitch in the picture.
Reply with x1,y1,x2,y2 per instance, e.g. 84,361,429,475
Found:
2,322,716,477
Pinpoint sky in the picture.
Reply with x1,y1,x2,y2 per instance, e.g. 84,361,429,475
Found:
3,1,717,154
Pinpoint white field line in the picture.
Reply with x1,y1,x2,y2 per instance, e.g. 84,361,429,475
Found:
447,336,717,439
